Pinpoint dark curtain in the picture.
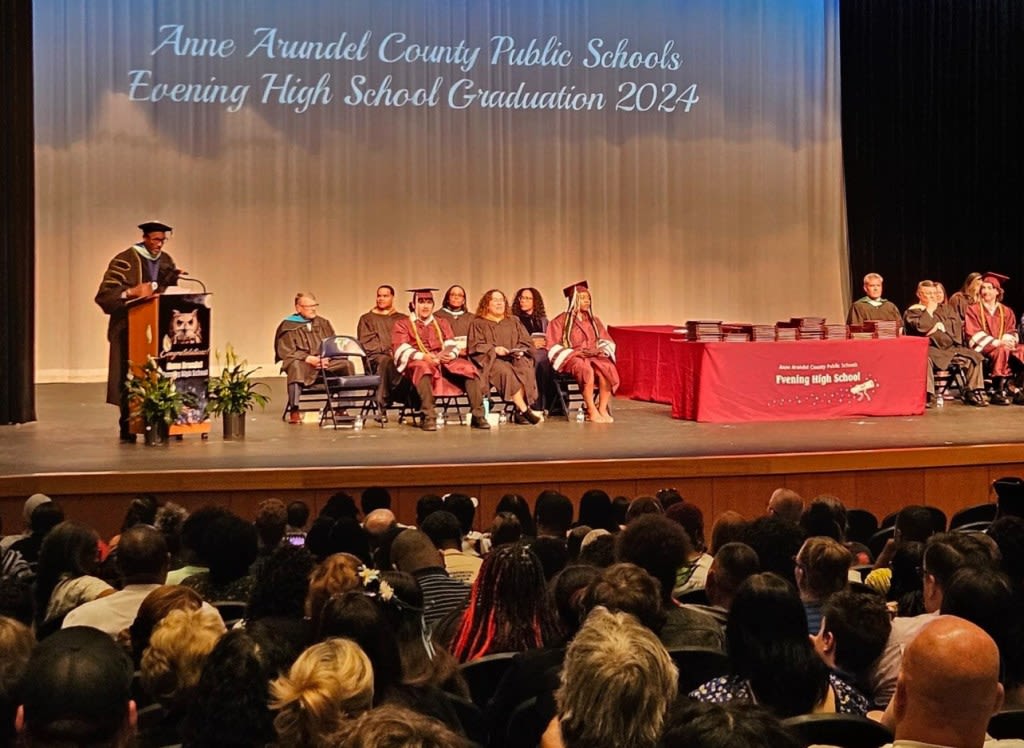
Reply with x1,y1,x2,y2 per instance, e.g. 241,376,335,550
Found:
0,0,36,424
841,0,1024,310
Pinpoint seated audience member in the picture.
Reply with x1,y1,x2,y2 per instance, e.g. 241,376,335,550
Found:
274,291,344,423
535,490,574,540
328,703,472,748
393,287,488,431
469,288,545,424
610,495,630,528
490,512,523,549
798,495,848,542
9,500,65,569
904,279,988,406
0,493,52,553
577,489,615,533
436,284,475,337
416,493,446,526
583,563,666,634
693,542,761,626
180,629,278,748
532,536,570,581
657,702,802,748
566,526,591,563
656,487,685,511
108,495,159,550
33,521,114,636
884,617,1006,748
542,608,677,748
865,504,937,596
286,499,310,539
125,585,205,667
154,501,188,571
140,607,226,745
766,488,803,524
988,515,1024,594
250,498,288,575
615,515,725,650
0,616,34,748
443,492,484,556
16,627,135,747
361,486,392,515
578,530,615,567
390,529,470,629
626,495,665,523
710,510,749,553
740,516,805,587
0,578,33,627
885,541,927,617
180,512,259,603
546,281,619,423
63,524,170,635
965,272,1023,404
165,505,229,585
356,285,405,418
513,286,561,413
364,507,397,543
666,503,713,598
421,510,482,584
451,543,559,663
270,638,374,747
304,553,362,627
495,493,536,537
949,271,983,324
244,544,316,662
811,587,891,699
690,572,869,717
794,536,852,634
846,272,902,325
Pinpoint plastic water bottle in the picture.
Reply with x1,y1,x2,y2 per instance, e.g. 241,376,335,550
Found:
576,407,586,423
498,412,508,425
354,415,364,430
935,394,944,409
436,414,446,428
483,398,491,418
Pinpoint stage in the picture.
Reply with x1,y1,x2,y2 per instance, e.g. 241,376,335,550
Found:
1,381,1022,537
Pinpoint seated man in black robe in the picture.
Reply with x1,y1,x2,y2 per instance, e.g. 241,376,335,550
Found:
356,284,405,422
274,292,343,423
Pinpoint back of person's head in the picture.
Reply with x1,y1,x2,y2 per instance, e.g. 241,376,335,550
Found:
818,587,891,677
615,514,691,603
583,562,665,633
893,616,1003,745
993,476,1024,519
490,512,522,548
270,638,374,746
656,488,684,511
203,512,259,585
625,496,664,524
178,505,230,564
305,552,363,622
317,592,403,697
181,628,278,747
578,490,614,532
566,525,591,561
420,510,463,550
415,494,445,526
610,496,630,528
33,521,101,626
325,516,372,565
154,502,188,561
360,486,392,515
390,529,443,574
551,565,602,639
254,498,288,549
19,626,134,746
795,536,851,600
286,500,310,530
322,491,360,520
740,516,805,587
923,532,999,608
666,502,707,552
895,505,937,543
326,703,472,748
0,616,34,747
363,509,397,541
578,532,615,567
710,510,749,554
116,523,169,583
531,535,569,580
987,516,1024,590
726,573,829,717
941,567,1017,660
0,578,33,627
496,493,536,537
799,500,846,541
128,585,204,663
707,542,760,607
557,608,677,748
119,495,159,535
142,606,226,708
247,544,315,620
658,701,802,748
534,490,573,535
767,489,803,524
29,501,65,536
442,493,476,535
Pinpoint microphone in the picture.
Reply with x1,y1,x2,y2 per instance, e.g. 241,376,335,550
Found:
176,275,208,294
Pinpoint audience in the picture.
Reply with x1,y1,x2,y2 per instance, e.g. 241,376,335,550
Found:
658,702,802,748
33,520,113,636
766,488,803,523
180,512,259,603
390,529,471,629
0,616,33,748
666,502,713,598
811,587,891,699
793,536,852,633
328,703,472,748
696,541,760,625
421,510,482,583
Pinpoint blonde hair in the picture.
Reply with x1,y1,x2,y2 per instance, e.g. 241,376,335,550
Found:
305,552,363,621
270,638,374,747
0,616,34,699
141,607,226,706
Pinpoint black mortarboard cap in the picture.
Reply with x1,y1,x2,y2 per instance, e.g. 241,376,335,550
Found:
138,220,173,234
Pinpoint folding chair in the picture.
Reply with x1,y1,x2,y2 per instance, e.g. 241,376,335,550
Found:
949,502,997,530
317,336,382,429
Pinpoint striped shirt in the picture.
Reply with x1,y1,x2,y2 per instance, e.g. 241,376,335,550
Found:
414,567,471,627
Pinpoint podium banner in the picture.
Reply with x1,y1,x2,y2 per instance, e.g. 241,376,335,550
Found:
157,293,212,426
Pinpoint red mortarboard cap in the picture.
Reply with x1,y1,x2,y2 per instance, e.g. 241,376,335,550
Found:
982,272,1009,289
562,280,589,299
406,287,438,300
138,221,173,234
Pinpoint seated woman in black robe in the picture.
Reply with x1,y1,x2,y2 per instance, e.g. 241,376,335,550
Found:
512,287,561,414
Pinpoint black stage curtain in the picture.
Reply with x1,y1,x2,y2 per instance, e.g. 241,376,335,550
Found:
0,0,36,424
841,0,1024,310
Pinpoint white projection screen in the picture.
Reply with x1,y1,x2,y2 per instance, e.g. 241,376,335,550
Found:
33,0,848,380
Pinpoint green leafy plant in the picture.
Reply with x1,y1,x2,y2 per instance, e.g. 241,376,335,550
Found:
126,356,196,426
206,345,270,416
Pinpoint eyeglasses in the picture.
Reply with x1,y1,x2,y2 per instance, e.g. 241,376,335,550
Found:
298,303,319,309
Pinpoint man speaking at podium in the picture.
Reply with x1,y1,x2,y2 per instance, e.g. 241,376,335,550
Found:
95,220,183,442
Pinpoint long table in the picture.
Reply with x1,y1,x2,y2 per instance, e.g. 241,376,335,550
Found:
610,325,930,422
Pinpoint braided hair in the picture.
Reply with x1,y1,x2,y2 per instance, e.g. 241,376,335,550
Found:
451,542,557,663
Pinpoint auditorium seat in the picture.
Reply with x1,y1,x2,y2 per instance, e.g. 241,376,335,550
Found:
846,509,879,545
988,708,1024,739
949,502,997,530
781,713,893,748
460,652,518,710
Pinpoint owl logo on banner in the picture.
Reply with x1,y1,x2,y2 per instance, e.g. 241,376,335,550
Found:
162,309,203,351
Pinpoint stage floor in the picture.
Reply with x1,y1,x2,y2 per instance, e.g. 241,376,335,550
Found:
2,381,1023,479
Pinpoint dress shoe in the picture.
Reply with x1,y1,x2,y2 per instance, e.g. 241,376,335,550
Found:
471,415,491,430
375,411,389,424
119,432,137,443
421,418,437,431
925,394,934,409
514,409,542,425
1014,390,1024,406
963,390,989,407
991,390,1013,406
288,409,302,424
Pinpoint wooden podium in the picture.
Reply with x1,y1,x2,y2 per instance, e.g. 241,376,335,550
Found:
127,292,212,437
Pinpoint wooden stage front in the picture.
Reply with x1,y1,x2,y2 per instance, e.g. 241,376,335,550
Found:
1,382,1022,538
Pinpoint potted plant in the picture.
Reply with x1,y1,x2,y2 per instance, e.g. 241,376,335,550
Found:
125,357,195,446
206,345,270,440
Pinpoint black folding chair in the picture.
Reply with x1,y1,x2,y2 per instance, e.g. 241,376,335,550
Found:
317,335,382,429
781,714,893,748
459,652,518,710
668,646,730,695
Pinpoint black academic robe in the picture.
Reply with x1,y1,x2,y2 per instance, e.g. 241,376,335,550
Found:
273,316,336,386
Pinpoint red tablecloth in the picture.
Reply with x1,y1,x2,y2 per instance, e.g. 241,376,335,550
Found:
670,337,930,422
608,325,680,403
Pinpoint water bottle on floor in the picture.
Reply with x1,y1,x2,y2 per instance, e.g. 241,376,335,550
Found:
576,408,586,423
354,415,364,430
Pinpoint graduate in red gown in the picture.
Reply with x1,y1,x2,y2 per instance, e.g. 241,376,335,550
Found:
964,273,1024,405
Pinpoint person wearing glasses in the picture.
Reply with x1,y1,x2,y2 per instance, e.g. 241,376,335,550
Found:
274,291,341,423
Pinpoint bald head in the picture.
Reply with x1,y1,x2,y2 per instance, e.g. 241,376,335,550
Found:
767,489,803,524
364,509,397,538
894,616,1003,747
390,529,443,573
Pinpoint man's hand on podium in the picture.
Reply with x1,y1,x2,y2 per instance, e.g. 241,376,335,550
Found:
128,282,156,299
